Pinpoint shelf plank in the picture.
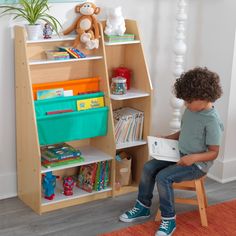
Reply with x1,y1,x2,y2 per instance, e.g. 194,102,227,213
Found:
116,140,147,150
26,35,76,44
41,146,113,173
29,55,103,65
105,40,141,46
41,182,112,206
114,184,138,196
110,89,150,100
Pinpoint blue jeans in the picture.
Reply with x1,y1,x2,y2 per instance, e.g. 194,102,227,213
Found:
137,159,205,218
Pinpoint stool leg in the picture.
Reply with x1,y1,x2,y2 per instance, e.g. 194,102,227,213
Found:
201,179,208,208
195,180,208,227
155,208,161,221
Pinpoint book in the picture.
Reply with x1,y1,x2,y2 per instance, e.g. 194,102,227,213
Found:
37,88,64,100
77,96,104,111
41,156,84,168
113,107,144,144
46,109,74,115
147,136,180,162
58,47,86,59
105,34,135,43
77,163,98,193
46,50,70,60
41,143,81,162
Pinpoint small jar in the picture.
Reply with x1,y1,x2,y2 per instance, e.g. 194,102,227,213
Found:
111,76,127,95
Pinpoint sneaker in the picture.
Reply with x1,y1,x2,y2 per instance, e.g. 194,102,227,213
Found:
155,218,176,236
119,200,151,222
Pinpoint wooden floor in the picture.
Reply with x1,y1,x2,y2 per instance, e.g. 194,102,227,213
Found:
0,178,236,236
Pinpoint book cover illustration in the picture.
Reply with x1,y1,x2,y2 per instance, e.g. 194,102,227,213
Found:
77,163,98,193
147,136,180,162
41,143,82,162
76,96,104,111
41,156,84,168
58,47,86,59
37,88,64,100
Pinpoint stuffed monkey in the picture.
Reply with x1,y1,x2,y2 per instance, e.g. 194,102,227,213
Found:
63,2,100,49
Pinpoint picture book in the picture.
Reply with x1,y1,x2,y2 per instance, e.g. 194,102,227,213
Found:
105,34,135,43
58,47,86,59
40,143,82,161
77,96,104,111
147,136,180,162
93,162,101,191
46,50,70,60
77,163,98,193
41,156,84,168
37,88,64,100
46,109,74,115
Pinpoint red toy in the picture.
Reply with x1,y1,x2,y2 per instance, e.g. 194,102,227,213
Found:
113,67,132,90
63,176,76,196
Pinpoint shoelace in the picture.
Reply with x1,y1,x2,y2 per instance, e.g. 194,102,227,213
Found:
128,207,139,215
159,220,170,230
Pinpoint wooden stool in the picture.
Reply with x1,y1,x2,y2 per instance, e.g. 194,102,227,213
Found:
155,176,208,227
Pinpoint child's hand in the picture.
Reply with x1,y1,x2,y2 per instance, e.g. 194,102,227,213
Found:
177,155,195,166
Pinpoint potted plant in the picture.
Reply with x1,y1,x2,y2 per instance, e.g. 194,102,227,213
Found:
0,0,62,40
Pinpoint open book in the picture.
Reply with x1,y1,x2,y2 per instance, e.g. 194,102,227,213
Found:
147,136,180,162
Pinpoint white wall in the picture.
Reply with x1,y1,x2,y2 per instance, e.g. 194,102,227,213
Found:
0,0,236,199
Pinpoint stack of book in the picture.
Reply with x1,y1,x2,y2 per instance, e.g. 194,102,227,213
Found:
46,50,70,60
105,34,135,43
58,47,86,59
113,107,144,144
41,143,84,168
77,161,110,193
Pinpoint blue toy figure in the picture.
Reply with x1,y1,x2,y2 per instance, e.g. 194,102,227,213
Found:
42,171,57,200
43,22,53,39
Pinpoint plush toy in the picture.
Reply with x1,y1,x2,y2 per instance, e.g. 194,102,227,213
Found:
63,2,100,49
104,6,126,36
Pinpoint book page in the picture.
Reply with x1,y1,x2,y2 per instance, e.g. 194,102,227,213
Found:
147,136,180,162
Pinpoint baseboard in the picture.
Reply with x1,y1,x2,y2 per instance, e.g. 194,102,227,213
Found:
208,158,236,183
0,172,17,200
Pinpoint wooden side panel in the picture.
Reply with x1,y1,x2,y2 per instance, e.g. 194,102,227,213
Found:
103,20,153,196
15,26,41,214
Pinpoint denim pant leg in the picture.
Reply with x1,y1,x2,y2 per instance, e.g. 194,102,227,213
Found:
138,159,175,207
156,164,205,218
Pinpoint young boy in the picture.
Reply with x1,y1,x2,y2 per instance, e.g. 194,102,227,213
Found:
119,67,224,236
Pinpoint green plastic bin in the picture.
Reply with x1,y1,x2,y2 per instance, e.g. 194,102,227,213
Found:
34,93,108,145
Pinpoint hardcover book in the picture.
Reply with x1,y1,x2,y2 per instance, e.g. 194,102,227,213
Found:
77,96,104,111
77,163,98,193
40,143,81,161
37,88,64,100
41,156,84,168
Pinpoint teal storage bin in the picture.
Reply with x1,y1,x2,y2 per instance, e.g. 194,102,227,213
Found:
34,93,108,145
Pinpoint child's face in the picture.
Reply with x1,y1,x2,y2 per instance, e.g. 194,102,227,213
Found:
185,100,212,112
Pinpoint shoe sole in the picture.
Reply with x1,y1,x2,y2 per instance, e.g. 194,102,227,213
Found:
155,227,176,236
119,215,150,223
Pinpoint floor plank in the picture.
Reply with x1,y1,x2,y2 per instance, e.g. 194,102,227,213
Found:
0,178,235,236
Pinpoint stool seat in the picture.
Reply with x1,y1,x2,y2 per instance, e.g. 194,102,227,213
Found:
155,176,208,227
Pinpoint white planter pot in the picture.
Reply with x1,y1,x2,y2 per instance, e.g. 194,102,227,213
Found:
25,24,42,40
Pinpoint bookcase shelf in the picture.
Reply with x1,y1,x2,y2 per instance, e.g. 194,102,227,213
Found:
15,23,116,214
41,184,112,206
26,35,76,44
29,55,103,65
104,40,141,46
103,19,153,197
15,19,152,214
110,88,150,100
41,146,113,174
116,140,147,150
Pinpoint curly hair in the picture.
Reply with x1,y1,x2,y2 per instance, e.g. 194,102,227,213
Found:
174,67,222,102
